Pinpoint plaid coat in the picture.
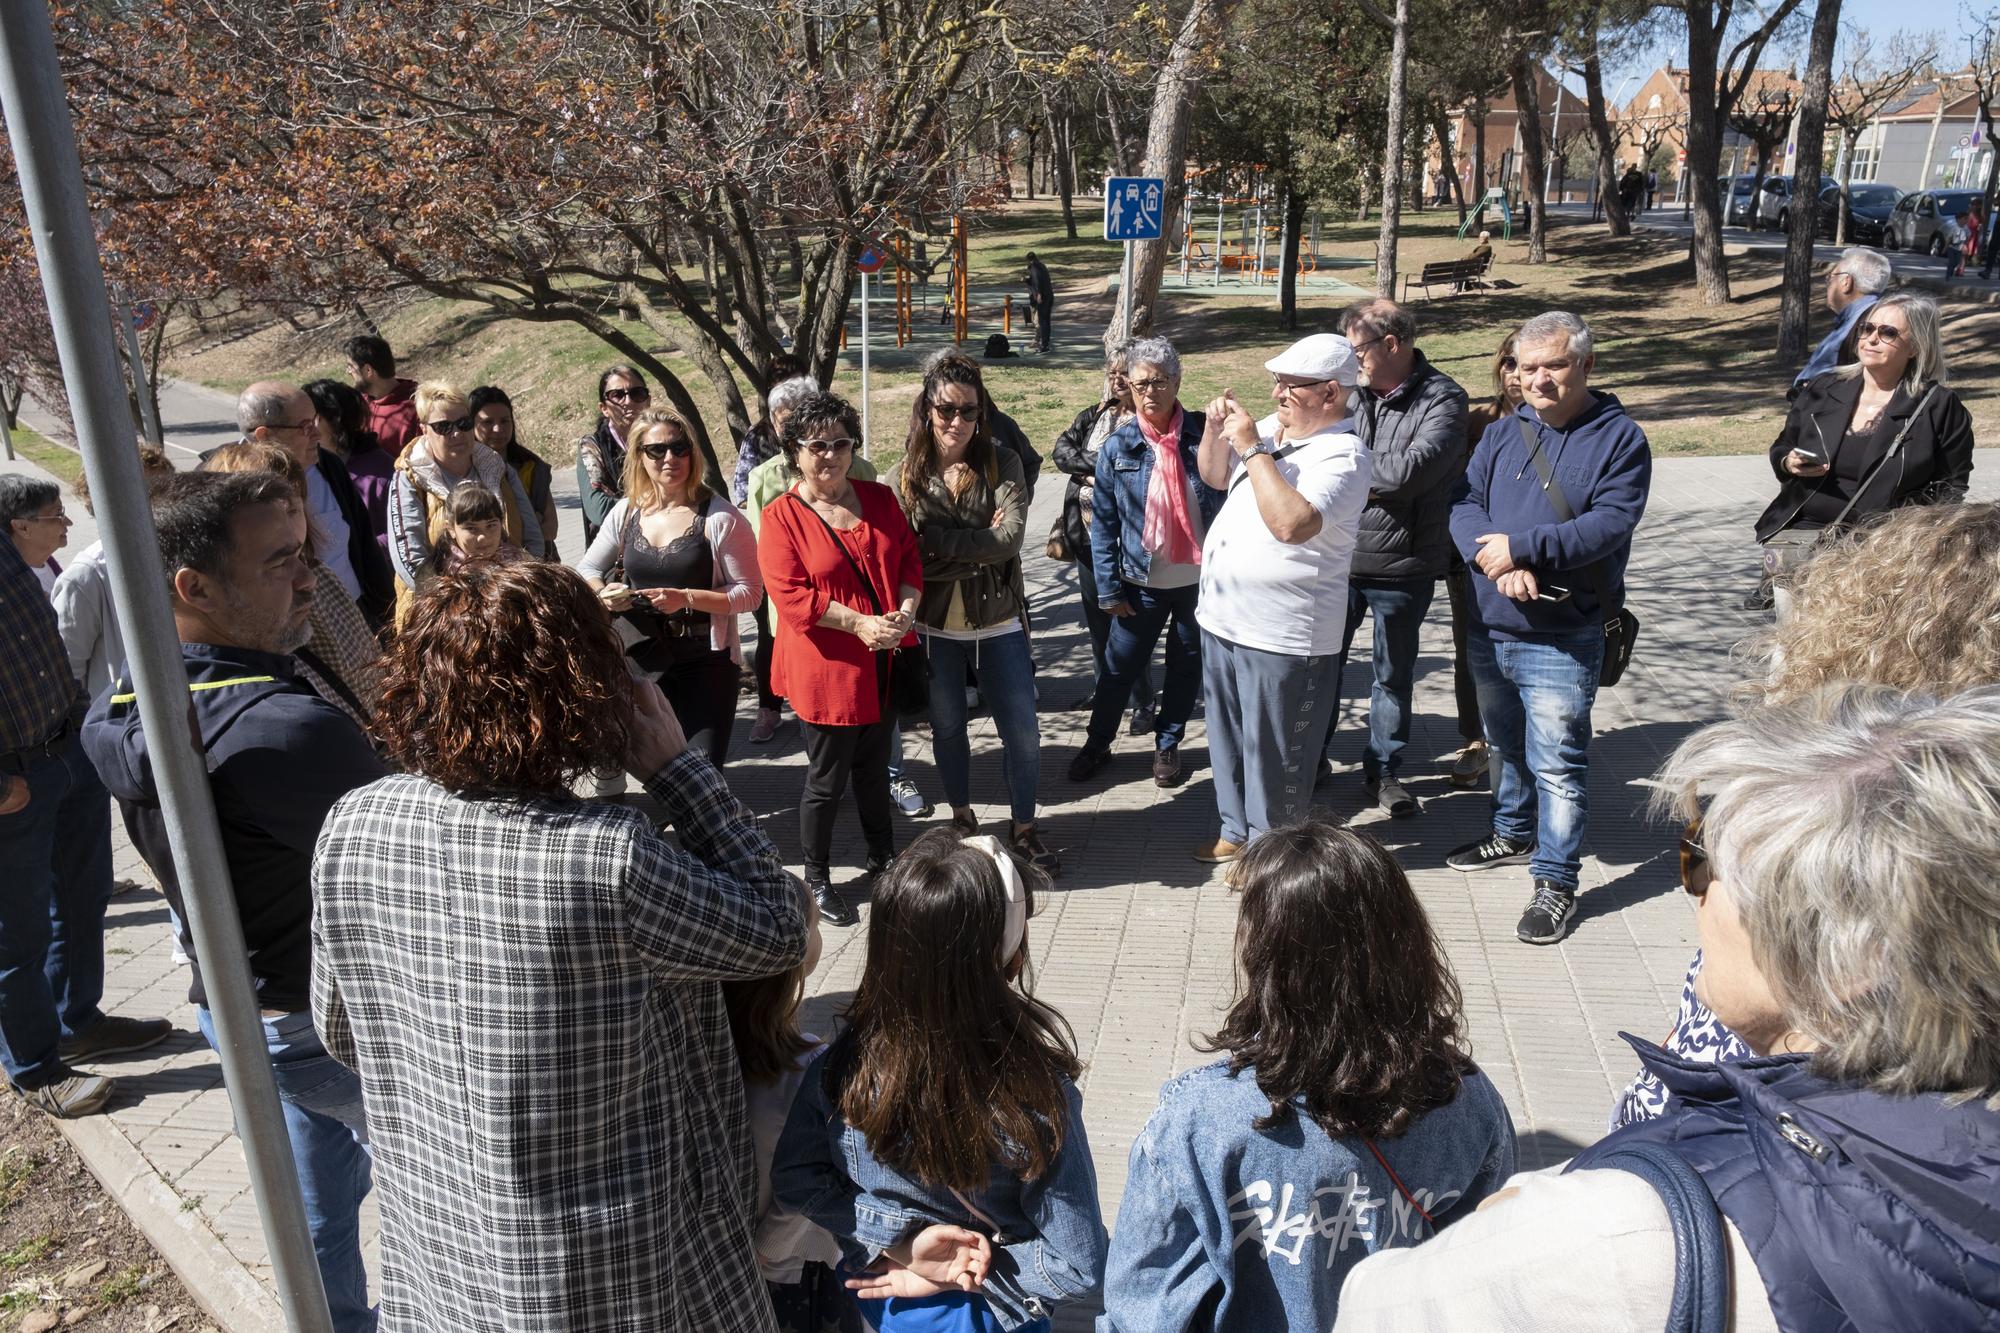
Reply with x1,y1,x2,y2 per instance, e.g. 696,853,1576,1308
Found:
311,750,808,1332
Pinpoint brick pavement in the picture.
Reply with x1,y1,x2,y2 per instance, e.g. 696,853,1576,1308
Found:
49,446,2000,1328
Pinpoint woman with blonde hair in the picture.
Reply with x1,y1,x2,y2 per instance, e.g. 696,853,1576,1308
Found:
578,406,761,766
201,441,384,729
388,380,544,621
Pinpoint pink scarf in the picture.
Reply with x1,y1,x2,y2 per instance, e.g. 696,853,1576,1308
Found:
1139,406,1201,566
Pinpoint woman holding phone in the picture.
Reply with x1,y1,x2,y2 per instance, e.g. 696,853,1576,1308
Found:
1753,293,1974,619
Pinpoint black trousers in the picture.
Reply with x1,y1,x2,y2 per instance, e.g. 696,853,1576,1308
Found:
1031,299,1052,351
1444,561,1484,744
751,597,783,711
1077,555,1155,711
800,717,895,873
654,645,741,767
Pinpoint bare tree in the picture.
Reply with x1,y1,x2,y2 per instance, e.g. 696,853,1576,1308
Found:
1824,30,1938,241
1728,75,1800,224
1513,50,1554,261
1961,6,2000,273
1777,0,1843,363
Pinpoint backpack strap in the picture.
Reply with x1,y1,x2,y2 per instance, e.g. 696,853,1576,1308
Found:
1586,1141,1728,1333
1514,416,1624,617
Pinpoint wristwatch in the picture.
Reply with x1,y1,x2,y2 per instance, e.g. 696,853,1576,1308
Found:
1243,439,1279,460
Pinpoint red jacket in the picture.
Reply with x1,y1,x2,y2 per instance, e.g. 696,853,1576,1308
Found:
363,378,420,458
758,480,921,727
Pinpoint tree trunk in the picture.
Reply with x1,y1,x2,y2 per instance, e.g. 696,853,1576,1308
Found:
1431,104,1469,225
1372,0,1413,295
1115,0,1241,347
1833,129,1851,244
1511,52,1550,263
1103,87,1133,177
1470,101,1489,211
1279,185,1306,330
1778,0,1843,362
1683,7,1731,303
1050,103,1079,239
1022,125,1038,199
1581,23,1630,237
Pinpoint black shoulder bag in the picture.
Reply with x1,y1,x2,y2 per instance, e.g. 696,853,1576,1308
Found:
1515,418,1640,688
783,492,930,719
1760,384,1939,584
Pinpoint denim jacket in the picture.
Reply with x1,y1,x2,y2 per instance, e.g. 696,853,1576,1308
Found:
1097,1059,1516,1333
1088,409,1225,603
771,1047,1108,1330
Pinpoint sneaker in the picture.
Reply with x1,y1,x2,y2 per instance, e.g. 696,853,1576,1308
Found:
863,849,896,878
949,808,980,836
1193,837,1242,864
749,708,782,744
1152,746,1184,788
1366,776,1420,818
806,869,858,928
110,877,143,897
1517,879,1578,945
58,1016,172,1065
1067,745,1112,782
1445,832,1536,872
889,777,933,819
1009,824,1060,876
1129,703,1157,736
16,1066,113,1119
1448,741,1489,789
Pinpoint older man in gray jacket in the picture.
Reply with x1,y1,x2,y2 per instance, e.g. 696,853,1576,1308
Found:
1322,299,1470,817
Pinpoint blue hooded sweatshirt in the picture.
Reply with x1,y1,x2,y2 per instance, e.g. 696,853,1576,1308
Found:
80,643,385,1014
1448,392,1650,641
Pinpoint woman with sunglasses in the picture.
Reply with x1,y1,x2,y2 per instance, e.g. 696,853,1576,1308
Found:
388,380,544,624
579,408,761,767
758,392,922,928
898,351,1056,874
1753,292,1974,620
576,365,653,547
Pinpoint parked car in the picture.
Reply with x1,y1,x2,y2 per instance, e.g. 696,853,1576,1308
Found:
1717,174,1758,225
1821,182,1903,244
1750,174,1840,231
1885,189,1986,255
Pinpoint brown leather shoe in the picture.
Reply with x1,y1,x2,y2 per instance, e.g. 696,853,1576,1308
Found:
1192,838,1242,864
1152,746,1184,788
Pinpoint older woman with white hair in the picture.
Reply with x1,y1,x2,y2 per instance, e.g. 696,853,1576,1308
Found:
1335,684,2000,1331
1754,292,1975,619
1068,334,1224,790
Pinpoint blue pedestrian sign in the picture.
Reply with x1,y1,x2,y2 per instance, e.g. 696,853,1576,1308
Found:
1104,177,1166,241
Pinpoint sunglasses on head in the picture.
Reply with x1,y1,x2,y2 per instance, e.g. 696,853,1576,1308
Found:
930,402,979,423
603,386,650,404
1856,322,1904,344
1679,819,1710,901
427,415,475,435
640,439,693,461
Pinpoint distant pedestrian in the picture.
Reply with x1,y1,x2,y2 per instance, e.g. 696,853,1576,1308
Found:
312,559,807,1333
1618,166,1642,215
1025,251,1054,353
346,334,420,457
1189,335,1371,864
1644,168,1658,210
1447,311,1651,946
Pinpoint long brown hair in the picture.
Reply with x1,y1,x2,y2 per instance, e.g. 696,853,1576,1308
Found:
1203,819,1471,1139
828,828,1080,1191
901,351,997,507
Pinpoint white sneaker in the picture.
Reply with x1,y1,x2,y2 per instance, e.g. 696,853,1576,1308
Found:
889,776,933,818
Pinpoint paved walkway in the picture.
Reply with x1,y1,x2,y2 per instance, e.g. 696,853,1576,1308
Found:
27,414,2000,1329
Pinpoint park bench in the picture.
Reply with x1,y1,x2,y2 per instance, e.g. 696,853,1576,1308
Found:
1401,253,1493,302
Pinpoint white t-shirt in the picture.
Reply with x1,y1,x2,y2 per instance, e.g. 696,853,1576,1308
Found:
1195,415,1370,656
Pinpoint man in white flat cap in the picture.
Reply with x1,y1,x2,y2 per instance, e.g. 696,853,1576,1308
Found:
1188,334,1372,864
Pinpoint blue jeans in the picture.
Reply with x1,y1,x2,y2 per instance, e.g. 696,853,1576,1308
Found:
1076,554,1155,712
0,728,111,1088
1467,629,1604,890
1086,582,1201,751
197,1008,376,1332
925,631,1041,825
1327,577,1436,778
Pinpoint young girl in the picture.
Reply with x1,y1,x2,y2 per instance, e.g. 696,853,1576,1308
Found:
726,901,864,1332
772,829,1107,1332
436,480,524,572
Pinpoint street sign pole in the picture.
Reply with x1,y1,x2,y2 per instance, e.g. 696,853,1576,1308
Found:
1105,175,1165,345
859,270,871,459
1120,241,1135,343
120,304,163,448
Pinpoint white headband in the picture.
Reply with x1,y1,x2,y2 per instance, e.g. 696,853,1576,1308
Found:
964,834,1028,965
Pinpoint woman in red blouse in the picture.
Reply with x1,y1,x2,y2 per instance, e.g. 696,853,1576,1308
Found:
757,392,923,927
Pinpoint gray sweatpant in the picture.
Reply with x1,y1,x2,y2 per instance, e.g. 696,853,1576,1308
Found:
1203,631,1342,846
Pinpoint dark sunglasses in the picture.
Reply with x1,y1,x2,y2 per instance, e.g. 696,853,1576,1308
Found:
1499,356,1518,372
640,439,693,461
1856,322,1904,344
930,402,980,422
427,415,475,435
1679,819,1710,900
602,386,651,404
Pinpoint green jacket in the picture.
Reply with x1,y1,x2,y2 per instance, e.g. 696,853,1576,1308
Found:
897,448,1028,632
743,452,879,537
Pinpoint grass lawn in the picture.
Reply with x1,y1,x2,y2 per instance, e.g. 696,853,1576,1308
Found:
5,424,83,487
161,199,2000,479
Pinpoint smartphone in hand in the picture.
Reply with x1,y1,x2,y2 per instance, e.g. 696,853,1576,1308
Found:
1536,585,1573,604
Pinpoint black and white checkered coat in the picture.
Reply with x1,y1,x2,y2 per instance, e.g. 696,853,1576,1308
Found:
311,750,807,1332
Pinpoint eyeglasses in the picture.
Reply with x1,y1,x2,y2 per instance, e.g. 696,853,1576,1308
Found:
1856,322,1904,345
602,386,650,404
1271,376,1331,397
930,403,979,422
1349,337,1385,354
24,508,68,525
427,416,475,435
1129,377,1173,393
281,418,319,435
640,440,693,461
801,438,855,456
1679,819,1711,901
1499,357,1518,372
